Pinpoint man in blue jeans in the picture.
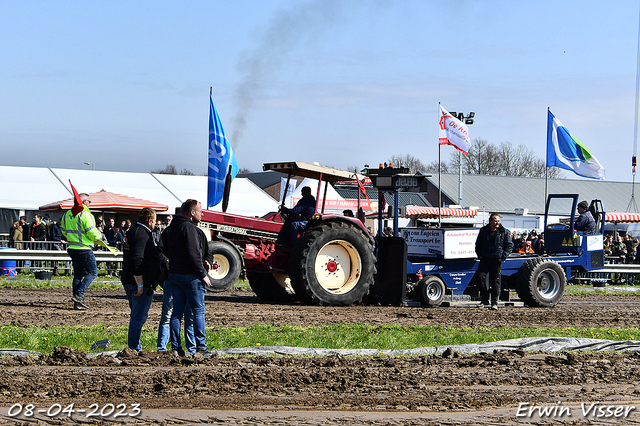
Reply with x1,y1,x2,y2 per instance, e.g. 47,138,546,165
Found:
61,192,101,310
121,208,165,351
156,279,194,353
157,221,210,353
159,199,211,357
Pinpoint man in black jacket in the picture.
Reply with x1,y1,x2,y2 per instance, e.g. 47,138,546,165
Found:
159,199,211,357
121,208,165,351
475,213,514,310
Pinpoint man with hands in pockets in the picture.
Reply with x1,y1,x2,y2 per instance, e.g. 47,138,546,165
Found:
121,208,166,352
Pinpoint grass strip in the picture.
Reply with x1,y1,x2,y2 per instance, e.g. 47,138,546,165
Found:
0,275,122,290
0,324,638,354
3,275,639,295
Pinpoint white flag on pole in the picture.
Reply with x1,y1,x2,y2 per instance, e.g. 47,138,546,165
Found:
439,105,471,155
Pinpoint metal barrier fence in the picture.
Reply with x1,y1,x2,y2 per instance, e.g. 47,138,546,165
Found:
1,247,638,284
569,256,640,286
0,247,123,277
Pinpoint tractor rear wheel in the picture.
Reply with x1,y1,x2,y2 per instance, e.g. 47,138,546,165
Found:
246,270,294,303
515,259,566,307
289,221,376,305
417,276,446,307
206,241,241,292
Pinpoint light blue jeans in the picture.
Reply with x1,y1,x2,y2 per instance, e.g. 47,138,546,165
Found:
157,278,195,353
124,284,154,351
169,273,207,353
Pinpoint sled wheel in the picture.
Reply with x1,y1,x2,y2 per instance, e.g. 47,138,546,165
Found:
246,270,294,303
516,259,566,307
289,221,376,305
417,276,446,307
206,241,241,292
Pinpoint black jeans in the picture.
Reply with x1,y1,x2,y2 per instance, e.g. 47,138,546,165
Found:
477,257,502,304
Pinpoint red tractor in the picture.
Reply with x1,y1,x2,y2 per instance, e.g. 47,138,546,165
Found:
199,161,376,305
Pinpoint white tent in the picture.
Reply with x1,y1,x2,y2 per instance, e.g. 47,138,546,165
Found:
0,166,280,233
0,166,72,210
207,178,279,217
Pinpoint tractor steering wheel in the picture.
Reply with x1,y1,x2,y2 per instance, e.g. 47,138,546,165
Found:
278,205,293,222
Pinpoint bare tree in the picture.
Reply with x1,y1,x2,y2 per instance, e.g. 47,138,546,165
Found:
152,164,178,174
387,154,429,173
152,164,197,176
424,159,450,173
444,138,563,178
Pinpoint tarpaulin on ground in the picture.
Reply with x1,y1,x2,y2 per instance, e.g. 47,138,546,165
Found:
207,337,640,357
6,337,640,358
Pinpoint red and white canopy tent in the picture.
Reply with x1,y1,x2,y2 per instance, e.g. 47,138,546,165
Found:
604,212,640,223
364,206,478,220
39,190,168,213
404,206,478,219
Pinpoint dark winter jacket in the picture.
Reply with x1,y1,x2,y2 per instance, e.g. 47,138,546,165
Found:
574,211,596,235
30,223,46,241
49,223,62,241
121,223,165,289
158,215,207,279
475,223,514,261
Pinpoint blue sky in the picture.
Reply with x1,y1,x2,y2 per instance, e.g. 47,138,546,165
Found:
2,0,639,182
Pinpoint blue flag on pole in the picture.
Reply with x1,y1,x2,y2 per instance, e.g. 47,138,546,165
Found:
546,109,605,180
207,95,239,208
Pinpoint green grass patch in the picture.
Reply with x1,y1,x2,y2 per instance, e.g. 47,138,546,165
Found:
0,275,122,290
1,324,638,354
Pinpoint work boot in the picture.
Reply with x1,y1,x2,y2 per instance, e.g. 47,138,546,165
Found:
172,348,186,357
73,301,88,310
193,349,213,359
72,296,89,310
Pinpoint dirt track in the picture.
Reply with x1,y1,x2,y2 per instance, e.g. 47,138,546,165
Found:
2,286,640,425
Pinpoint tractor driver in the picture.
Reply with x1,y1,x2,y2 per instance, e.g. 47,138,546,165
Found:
574,200,596,235
278,186,316,246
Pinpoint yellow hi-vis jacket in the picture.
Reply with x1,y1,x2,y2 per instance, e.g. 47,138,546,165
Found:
61,205,101,250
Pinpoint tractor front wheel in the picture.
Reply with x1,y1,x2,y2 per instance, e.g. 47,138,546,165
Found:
417,276,446,307
516,259,566,307
206,241,241,292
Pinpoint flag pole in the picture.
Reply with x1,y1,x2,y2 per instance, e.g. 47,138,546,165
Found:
438,143,442,227
438,103,442,228
545,107,549,212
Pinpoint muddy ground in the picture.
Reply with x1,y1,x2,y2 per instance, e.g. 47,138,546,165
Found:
2,286,640,425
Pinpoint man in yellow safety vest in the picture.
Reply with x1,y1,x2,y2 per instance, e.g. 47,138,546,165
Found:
61,192,102,310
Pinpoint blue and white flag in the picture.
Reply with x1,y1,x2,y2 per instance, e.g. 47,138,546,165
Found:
207,95,239,208
546,109,605,180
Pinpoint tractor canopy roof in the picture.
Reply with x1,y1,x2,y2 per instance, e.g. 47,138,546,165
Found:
262,161,364,183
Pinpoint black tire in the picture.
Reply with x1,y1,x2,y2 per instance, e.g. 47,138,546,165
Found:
515,259,566,307
417,276,446,307
289,221,376,305
206,241,241,292
246,270,294,303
